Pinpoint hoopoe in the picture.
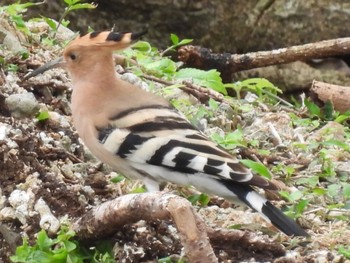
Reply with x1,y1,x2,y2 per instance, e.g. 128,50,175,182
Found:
25,31,308,237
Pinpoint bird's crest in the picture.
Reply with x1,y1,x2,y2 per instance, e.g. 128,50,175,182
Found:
66,31,147,49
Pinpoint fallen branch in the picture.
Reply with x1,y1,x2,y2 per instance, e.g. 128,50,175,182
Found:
72,192,218,263
178,38,350,81
310,80,350,113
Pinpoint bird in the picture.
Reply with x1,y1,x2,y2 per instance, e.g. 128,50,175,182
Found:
25,30,308,237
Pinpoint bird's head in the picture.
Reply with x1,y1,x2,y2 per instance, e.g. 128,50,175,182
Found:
24,30,147,80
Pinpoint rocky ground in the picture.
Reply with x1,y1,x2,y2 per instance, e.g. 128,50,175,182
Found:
1,17,350,263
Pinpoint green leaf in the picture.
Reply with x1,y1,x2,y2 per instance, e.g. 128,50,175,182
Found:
335,113,350,123
322,140,350,151
2,1,39,15
327,184,340,198
178,38,193,45
158,257,173,263
187,193,210,207
228,224,243,230
11,14,26,27
295,199,308,215
6,64,19,72
312,187,326,195
37,230,54,251
11,227,112,263
27,250,55,263
208,98,219,110
162,34,192,55
175,68,227,95
170,33,179,45
64,0,80,5
10,238,32,262
19,50,29,59
323,100,334,120
68,3,97,11
198,193,210,206
61,19,70,27
141,57,177,77
296,176,319,187
36,110,50,121
338,245,350,259
110,175,125,183
280,190,303,202
132,41,152,53
343,183,350,199
238,78,282,97
42,17,57,30
211,129,246,149
304,98,321,118
130,186,147,193
240,159,272,179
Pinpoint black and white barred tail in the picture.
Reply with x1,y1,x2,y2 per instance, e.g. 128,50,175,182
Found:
220,179,309,236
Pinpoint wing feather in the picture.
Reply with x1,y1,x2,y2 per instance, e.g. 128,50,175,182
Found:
96,105,275,189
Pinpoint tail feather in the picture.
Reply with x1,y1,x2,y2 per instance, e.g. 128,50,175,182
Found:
220,179,309,237
262,201,309,236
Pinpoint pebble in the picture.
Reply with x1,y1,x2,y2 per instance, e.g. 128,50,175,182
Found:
5,92,39,118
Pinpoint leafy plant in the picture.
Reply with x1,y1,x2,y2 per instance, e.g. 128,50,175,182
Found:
36,110,50,121
225,78,282,101
6,64,19,72
10,227,116,263
304,98,350,124
279,190,309,218
161,33,193,56
53,0,97,37
0,1,44,36
211,128,246,149
187,193,210,207
338,245,350,259
175,68,227,95
240,159,272,180
110,174,125,183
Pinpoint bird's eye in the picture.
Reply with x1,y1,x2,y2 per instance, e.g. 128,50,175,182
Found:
70,53,77,60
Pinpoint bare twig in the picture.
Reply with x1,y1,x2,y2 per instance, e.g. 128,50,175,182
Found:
141,74,226,104
262,90,294,108
267,123,283,146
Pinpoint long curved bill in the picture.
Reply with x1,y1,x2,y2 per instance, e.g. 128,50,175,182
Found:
24,57,64,80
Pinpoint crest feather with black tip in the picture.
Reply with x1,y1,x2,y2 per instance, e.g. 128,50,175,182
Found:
65,30,147,49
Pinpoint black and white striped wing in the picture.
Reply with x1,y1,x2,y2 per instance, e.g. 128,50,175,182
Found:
97,105,273,189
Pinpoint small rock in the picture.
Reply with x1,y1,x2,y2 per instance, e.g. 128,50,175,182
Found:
26,20,75,42
5,92,39,118
0,122,19,148
0,207,16,221
0,18,25,53
48,111,71,128
8,189,31,225
34,198,60,234
120,72,149,91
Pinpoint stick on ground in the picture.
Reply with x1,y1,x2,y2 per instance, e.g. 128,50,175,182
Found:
72,192,218,263
178,38,350,81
